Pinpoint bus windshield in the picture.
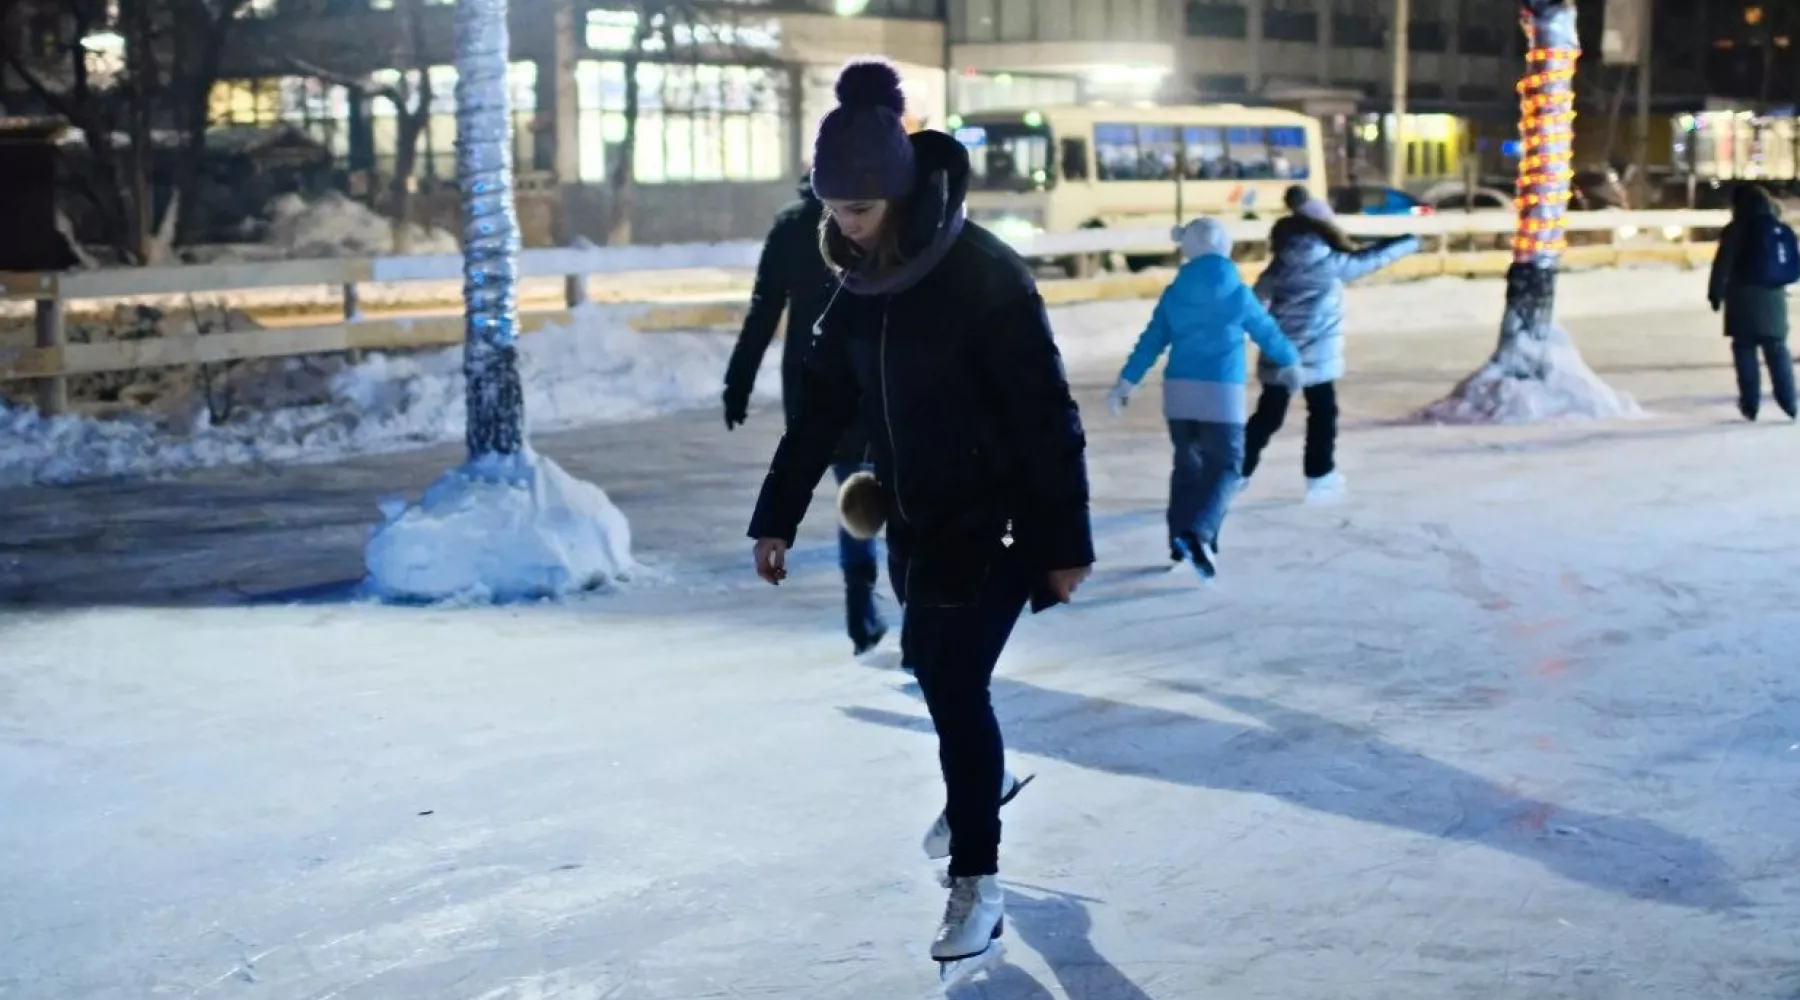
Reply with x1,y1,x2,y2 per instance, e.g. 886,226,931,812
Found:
954,121,1053,192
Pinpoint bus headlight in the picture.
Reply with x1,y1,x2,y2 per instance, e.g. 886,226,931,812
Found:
970,211,1043,249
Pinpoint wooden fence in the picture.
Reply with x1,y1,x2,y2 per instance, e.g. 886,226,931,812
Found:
0,209,1728,416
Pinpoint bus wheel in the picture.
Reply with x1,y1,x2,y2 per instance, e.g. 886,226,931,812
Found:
1062,254,1098,279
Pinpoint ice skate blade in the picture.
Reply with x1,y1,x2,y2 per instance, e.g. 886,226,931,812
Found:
936,939,1005,988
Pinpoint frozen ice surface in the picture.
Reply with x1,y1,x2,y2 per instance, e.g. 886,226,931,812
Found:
364,450,635,603
3,278,1799,999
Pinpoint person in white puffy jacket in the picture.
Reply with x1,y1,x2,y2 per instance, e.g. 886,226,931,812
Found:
1244,195,1419,502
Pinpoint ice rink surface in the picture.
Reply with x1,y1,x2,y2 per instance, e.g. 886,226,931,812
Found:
4,278,1799,998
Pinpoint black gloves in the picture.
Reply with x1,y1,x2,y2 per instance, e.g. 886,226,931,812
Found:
723,387,749,430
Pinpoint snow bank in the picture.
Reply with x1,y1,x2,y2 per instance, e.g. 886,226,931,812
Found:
1421,324,1645,424
0,266,1714,488
364,450,633,602
261,192,459,258
0,306,779,488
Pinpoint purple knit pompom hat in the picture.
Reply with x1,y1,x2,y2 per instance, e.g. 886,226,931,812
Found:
810,60,916,201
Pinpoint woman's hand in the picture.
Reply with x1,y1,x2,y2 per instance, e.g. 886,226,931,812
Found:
754,538,789,585
1045,565,1093,603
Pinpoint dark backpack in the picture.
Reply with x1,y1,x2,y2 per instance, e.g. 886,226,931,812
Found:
1741,214,1800,287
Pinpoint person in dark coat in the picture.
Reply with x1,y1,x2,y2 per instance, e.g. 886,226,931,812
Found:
1708,183,1798,421
723,175,890,654
746,60,1093,966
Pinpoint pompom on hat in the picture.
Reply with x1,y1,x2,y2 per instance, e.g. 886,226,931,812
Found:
810,60,917,202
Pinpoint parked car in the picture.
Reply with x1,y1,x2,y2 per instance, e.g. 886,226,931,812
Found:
1420,182,1514,212
1329,185,1434,216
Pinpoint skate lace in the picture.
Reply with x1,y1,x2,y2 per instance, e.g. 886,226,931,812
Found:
941,877,979,927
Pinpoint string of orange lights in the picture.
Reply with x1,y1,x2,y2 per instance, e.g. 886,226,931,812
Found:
1513,16,1580,262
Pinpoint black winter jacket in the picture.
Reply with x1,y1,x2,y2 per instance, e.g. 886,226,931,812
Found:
723,178,868,464
747,132,1094,612
1709,191,1792,344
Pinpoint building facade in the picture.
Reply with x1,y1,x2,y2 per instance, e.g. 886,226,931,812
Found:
208,0,948,243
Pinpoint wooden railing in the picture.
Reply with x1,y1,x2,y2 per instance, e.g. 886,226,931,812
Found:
0,209,1728,416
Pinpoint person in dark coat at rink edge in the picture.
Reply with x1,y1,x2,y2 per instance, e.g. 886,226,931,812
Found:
1708,182,1799,422
723,173,892,655
746,60,1094,970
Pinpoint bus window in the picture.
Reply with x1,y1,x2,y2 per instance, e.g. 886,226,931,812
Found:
1267,126,1310,180
1060,136,1089,181
1095,123,1140,181
1183,126,1229,179
1138,125,1179,180
1227,127,1272,179
954,120,1054,192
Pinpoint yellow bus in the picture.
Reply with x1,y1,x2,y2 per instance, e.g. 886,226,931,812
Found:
950,103,1328,274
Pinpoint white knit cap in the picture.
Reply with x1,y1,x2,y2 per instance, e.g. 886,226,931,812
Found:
1171,217,1232,259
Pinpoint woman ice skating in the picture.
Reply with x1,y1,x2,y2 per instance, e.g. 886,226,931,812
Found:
746,59,1093,985
1243,195,1419,502
1708,182,1799,422
723,173,893,655
1106,218,1302,578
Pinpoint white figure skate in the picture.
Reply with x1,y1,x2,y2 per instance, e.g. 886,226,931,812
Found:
932,874,1005,987
921,770,1035,860
1305,470,1347,504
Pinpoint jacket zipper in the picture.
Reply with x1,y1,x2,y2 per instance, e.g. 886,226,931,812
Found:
878,303,914,606
879,303,909,526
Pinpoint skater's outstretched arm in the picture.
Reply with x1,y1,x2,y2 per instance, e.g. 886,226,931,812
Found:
1330,235,1421,282
975,291,1095,577
722,219,794,427
747,330,859,547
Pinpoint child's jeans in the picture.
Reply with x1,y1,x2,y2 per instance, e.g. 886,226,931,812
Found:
1168,420,1245,547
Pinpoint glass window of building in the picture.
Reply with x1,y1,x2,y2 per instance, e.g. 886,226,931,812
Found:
575,59,786,185
1187,2,1248,38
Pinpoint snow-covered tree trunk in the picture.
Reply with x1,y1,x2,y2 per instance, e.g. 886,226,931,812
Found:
1422,0,1639,423
454,0,525,456
363,0,635,602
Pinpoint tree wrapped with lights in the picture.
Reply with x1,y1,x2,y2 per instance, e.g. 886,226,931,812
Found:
359,0,635,602
455,0,526,454
1422,0,1639,423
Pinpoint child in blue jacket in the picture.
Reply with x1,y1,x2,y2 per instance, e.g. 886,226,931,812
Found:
1107,217,1302,578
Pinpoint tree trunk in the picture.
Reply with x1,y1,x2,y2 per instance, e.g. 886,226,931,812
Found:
126,0,155,263
1422,0,1638,423
388,73,432,255
174,11,228,249
388,0,432,255
605,46,643,247
1496,1,1577,375
454,0,525,457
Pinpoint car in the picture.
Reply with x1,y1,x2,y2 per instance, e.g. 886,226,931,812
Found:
1420,182,1514,212
1328,185,1435,216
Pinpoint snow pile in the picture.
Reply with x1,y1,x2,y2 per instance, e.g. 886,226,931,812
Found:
263,192,459,258
365,449,633,602
1420,323,1645,424
0,306,779,488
